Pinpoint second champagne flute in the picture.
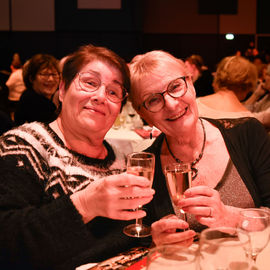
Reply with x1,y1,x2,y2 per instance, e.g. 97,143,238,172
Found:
123,152,155,238
164,163,192,222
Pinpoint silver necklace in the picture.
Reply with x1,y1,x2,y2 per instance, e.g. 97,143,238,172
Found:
164,118,206,180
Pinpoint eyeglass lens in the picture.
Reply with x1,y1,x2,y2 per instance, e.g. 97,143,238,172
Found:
79,72,126,103
144,77,187,112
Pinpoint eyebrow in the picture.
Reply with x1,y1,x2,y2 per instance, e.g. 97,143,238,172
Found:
83,70,123,87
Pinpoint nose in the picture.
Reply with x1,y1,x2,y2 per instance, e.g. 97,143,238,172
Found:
163,92,179,110
91,84,107,103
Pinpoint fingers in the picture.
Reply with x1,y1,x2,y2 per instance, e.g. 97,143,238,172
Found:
106,173,152,188
119,185,155,199
184,185,214,197
151,218,196,246
182,206,213,218
120,196,154,210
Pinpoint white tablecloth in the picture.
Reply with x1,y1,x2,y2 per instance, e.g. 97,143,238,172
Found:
105,127,154,155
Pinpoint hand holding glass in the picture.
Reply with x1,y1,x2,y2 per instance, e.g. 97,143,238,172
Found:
123,152,155,237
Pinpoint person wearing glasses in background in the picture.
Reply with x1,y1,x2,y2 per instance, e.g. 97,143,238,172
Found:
129,50,270,247
14,54,60,125
0,45,154,269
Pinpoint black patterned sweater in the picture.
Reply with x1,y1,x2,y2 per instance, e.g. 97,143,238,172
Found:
0,122,143,270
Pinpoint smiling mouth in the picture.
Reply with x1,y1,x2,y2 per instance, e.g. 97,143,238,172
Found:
84,106,106,116
166,107,188,121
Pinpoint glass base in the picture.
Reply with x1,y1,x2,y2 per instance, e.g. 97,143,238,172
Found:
123,224,151,238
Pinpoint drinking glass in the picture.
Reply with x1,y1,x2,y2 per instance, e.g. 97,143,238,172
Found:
238,208,270,266
199,227,251,270
146,244,198,270
164,163,192,222
123,152,155,237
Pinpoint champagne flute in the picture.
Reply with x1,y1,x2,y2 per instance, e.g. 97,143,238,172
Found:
199,227,251,270
123,152,155,238
164,163,192,222
238,208,270,266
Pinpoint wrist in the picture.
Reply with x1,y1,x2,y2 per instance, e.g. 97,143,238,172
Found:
70,191,96,224
224,206,241,227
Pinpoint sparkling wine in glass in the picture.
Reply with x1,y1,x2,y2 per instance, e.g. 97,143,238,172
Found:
123,152,155,238
164,163,192,222
238,208,270,266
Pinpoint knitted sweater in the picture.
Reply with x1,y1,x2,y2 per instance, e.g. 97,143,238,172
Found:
0,122,143,270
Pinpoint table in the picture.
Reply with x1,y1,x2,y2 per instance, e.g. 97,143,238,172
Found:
105,127,154,155
77,239,270,270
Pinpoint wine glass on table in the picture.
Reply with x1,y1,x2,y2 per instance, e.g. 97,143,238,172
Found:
164,163,192,223
123,152,155,238
238,208,270,267
146,244,198,270
199,227,251,270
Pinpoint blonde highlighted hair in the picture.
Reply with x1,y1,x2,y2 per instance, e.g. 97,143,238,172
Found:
213,55,257,94
129,50,188,108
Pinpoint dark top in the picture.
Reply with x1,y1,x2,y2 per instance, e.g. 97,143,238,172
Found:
0,110,14,135
144,117,270,228
14,88,57,125
0,122,145,270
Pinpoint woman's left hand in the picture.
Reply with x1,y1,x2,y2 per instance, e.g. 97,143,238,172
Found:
178,185,240,228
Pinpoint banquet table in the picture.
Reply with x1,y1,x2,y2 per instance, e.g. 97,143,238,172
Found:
77,239,270,270
105,126,155,155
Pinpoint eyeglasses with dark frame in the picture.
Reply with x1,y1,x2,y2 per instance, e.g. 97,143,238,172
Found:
38,73,60,80
78,72,128,103
138,76,188,113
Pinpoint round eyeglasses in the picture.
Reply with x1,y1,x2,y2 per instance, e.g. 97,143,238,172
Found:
38,73,60,80
139,76,188,113
78,72,128,103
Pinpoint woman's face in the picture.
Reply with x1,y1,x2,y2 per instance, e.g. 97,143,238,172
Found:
32,67,60,99
135,61,199,137
59,60,123,137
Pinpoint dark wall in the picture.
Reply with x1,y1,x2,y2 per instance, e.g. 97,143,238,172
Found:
0,0,268,72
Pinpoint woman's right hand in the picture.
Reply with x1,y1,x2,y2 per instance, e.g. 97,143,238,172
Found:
70,173,155,223
151,215,196,247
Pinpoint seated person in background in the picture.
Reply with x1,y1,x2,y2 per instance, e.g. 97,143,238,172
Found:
185,54,214,97
129,50,270,246
0,44,154,269
5,63,26,120
197,55,270,130
245,63,270,112
14,54,60,125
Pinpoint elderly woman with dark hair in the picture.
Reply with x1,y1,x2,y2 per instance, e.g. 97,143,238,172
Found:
0,45,154,269
14,54,60,125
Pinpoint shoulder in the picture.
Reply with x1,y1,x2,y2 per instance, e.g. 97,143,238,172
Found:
0,122,53,149
204,117,262,130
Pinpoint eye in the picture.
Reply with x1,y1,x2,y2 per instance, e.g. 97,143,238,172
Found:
145,94,162,107
85,78,99,88
168,79,186,94
107,85,123,98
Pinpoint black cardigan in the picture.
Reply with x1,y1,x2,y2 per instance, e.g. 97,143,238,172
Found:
144,117,270,226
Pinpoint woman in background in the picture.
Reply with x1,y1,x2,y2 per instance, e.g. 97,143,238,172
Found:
15,54,60,125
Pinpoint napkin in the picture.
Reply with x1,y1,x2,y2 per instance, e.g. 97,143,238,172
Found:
134,127,161,139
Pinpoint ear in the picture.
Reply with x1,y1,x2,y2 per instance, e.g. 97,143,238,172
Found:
58,80,65,102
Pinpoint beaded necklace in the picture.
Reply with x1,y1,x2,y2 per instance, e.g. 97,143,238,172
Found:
164,118,206,180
